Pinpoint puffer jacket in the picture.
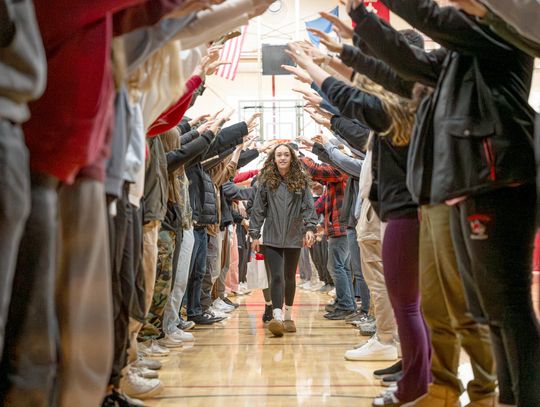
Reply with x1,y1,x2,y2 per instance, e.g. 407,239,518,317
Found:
249,181,318,249
186,163,217,226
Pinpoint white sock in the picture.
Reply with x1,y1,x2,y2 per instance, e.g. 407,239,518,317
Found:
265,301,272,306
273,308,283,321
284,305,292,321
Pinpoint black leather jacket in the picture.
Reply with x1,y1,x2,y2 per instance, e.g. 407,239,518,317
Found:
249,181,318,249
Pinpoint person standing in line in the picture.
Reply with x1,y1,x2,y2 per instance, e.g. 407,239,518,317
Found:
250,144,318,337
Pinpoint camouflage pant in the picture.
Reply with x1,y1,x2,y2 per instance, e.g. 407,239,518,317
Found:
139,229,176,340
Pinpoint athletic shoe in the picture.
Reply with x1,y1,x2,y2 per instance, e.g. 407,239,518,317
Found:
157,335,183,349
327,288,336,298
120,369,164,400
345,311,367,323
344,336,398,361
381,372,403,387
262,305,273,323
177,319,195,331
222,297,239,308
351,315,376,326
131,366,158,379
318,284,334,293
325,302,337,313
134,355,162,371
359,322,377,337
373,360,403,379
139,340,170,357
111,389,148,407
188,312,224,325
324,309,355,320
283,320,296,333
268,319,284,337
308,281,325,291
170,328,194,342
372,390,402,406
212,298,235,313
208,307,229,319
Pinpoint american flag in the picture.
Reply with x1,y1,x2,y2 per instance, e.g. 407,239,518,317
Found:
216,25,248,81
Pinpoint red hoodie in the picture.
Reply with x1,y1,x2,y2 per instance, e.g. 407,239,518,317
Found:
23,1,149,184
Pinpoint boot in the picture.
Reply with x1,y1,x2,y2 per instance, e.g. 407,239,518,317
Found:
402,384,460,407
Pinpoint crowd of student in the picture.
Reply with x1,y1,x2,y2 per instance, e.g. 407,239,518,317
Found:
1,0,540,407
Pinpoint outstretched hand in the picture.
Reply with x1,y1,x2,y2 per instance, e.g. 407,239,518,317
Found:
306,27,343,53
319,11,354,40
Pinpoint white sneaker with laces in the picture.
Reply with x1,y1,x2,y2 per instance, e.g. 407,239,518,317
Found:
120,369,164,399
158,334,183,349
170,328,194,342
208,307,229,319
344,336,398,361
131,366,158,379
134,354,162,370
212,298,235,313
140,340,170,357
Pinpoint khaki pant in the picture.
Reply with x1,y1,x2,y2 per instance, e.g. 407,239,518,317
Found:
56,179,113,407
356,199,397,343
420,205,496,400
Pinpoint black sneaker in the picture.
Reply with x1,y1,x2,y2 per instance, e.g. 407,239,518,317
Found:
373,360,403,379
325,302,337,313
188,312,223,325
323,309,355,320
345,310,366,322
222,297,239,308
381,371,403,387
262,305,273,323
112,389,148,407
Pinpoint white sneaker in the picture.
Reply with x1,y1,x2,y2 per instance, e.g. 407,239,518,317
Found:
131,366,158,379
158,334,183,349
120,369,164,399
208,307,229,319
344,336,398,361
308,281,324,291
134,354,162,370
328,288,336,298
212,298,235,313
140,340,170,357
170,328,194,342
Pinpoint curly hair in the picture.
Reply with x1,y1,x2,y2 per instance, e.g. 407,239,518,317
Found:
259,143,311,192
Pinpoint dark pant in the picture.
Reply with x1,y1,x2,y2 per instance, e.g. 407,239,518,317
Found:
263,246,301,309
108,186,138,387
383,216,431,402
0,122,30,355
310,238,333,285
186,228,208,317
1,172,59,406
450,185,540,406
238,246,248,283
347,228,370,314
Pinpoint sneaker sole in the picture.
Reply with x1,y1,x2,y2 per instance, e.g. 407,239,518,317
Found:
141,351,170,358
268,320,284,337
126,382,164,400
344,353,398,362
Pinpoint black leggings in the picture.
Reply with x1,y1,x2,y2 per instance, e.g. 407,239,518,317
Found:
263,246,301,309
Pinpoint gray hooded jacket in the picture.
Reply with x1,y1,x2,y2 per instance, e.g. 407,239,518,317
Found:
249,181,318,249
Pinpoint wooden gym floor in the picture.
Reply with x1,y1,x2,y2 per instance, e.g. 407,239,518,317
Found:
148,279,540,407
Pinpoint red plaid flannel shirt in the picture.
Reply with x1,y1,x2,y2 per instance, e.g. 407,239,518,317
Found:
301,157,348,238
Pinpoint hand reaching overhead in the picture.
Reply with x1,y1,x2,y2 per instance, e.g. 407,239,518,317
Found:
306,28,343,53
292,88,323,106
319,11,354,40
281,65,313,85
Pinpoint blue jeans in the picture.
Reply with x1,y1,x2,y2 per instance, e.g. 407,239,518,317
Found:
327,235,355,311
347,228,370,314
186,228,207,317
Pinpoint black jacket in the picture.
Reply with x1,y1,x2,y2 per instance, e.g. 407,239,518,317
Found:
186,163,217,227
355,0,536,203
322,76,417,221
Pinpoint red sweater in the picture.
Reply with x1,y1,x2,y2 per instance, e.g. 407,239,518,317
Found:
146,75,203,137
234,169,259,184
23,1,145,184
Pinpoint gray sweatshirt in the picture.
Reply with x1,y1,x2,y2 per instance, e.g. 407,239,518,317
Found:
0,0,46,123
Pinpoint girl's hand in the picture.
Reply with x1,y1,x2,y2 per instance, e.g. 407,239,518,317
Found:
251,239,261,253
304,231,316,248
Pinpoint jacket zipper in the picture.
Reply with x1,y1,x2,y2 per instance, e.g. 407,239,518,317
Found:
482,138,496,181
